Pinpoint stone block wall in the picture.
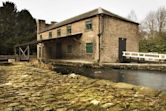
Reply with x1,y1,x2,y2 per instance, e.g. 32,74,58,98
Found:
37,16,100,62
37,14,139,63
100,15,139,63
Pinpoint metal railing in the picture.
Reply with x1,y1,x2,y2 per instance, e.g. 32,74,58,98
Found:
123,51,166,62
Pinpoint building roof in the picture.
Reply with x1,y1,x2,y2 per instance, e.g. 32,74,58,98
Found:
14,40,39,47
39,7,139,33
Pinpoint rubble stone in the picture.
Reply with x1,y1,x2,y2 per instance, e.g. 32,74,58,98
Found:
0,62,165,111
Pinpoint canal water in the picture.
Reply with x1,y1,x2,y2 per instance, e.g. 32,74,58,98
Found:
54,66,166,90
88,69,166,90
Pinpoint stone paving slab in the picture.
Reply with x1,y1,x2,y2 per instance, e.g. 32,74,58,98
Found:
0,62,165,111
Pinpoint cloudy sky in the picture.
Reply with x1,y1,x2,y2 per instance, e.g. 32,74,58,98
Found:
0,0,166,23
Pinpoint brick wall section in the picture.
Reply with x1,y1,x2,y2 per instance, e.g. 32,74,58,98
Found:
100,15,139,63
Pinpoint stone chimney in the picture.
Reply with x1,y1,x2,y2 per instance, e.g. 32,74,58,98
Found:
51,21,57,25
36,19,46,34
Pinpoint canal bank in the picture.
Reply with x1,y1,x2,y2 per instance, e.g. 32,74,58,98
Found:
41,59,166,72
102,63,166,72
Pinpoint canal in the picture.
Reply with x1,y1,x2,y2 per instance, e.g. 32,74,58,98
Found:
54,66,166,90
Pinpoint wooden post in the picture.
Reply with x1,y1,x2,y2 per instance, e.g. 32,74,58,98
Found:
19,47,21,61
14,47,16,55
27,45,30,60
14,46,17,60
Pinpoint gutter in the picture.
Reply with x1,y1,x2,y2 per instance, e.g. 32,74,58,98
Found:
98,14,104,63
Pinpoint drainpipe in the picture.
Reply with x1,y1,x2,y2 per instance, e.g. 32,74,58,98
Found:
97,14,104,63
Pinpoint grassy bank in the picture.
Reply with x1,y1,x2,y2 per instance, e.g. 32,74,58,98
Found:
0,62,165,111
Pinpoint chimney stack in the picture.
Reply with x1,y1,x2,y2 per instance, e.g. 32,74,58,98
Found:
51,21,57,25
36,19,46,34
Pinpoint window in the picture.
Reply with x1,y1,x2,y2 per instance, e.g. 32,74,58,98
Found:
67,45,72,53
86,43,93,53
67,25,72,34
40,35,42,40
49,32,52,38
85,19,93,30
57,29,61,36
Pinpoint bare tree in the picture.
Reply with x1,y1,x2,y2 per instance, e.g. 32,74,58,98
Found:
141,6,166,38
156,7,166,33
127,10,137,22
143,11,157,34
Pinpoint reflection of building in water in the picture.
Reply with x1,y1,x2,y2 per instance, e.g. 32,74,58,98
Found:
92,69,124,82
119,70,139,85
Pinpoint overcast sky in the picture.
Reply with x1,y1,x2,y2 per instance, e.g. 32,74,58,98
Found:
0,0,166,23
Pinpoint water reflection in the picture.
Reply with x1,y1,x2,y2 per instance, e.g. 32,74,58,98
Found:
88,69,166,90
54,66,166,90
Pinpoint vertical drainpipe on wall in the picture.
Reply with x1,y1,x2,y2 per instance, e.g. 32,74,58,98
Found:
98,14,104,64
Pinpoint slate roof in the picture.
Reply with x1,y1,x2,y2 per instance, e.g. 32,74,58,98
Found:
39,7,139,33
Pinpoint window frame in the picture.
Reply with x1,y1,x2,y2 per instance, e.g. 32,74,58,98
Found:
86,43,93,53
85,19,93,31
49,32,52,38
67,25,72,35
57,29,61,37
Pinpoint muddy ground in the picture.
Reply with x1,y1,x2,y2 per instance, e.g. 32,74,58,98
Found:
0,62,165,111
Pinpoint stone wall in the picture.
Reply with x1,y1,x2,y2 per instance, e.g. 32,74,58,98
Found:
37,16,100,62
37,14,139,63
100,15,139,63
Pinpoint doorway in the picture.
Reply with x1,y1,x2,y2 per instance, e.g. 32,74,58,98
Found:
119,38,126,63
56,40,62,59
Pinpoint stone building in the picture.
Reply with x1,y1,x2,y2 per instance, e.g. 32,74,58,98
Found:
37,8,139,63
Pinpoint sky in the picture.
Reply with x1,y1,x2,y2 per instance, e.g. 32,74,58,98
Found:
0,0,166,23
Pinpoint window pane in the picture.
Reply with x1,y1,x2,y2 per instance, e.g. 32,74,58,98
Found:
86,20,92,30
49,32,52,38
67,26,72,34
86,43,93,53
57,29,61,36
